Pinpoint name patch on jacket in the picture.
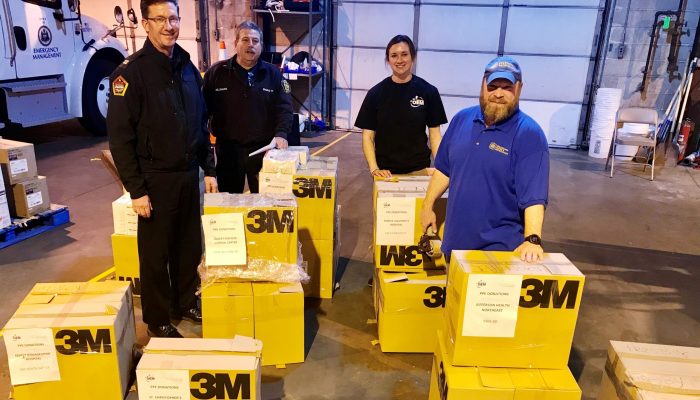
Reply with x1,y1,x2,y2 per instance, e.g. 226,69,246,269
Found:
112,75,128,96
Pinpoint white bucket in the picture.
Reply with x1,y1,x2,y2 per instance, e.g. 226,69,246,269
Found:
589,88,622,159
614,144,639,161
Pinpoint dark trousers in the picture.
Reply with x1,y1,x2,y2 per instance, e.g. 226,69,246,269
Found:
138,168,201,326
215,140,267,193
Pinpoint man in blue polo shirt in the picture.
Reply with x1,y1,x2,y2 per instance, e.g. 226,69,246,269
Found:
421,56,549,262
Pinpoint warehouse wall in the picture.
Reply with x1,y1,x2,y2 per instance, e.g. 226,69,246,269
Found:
598,0,700,115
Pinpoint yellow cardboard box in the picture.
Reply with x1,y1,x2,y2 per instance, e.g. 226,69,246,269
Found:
259,156,338,241
252,282,305,366
375,269,447,353
4,282,135,400
203,193,298,264
202,282,255,339
445,251,584,369
301,238,338,299
429,331,581,400
137,336,262,400
374,186,447,271
201,282,304,366
597,341,700,400
111,233,141,294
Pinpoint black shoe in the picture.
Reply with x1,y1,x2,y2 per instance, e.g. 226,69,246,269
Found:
147,324,183,338
172,307,202,323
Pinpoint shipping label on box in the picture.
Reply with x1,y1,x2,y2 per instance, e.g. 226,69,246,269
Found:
111,234,141,294
374,191,447,271
112,193,138,236
598,340,700,400
429,330,581,400
4,281,135,400
10,176,50,217
0,189,11,229
444,251,585,369
0,139,38,185
138,336,262,400
376,270,447,353
204,193,297,264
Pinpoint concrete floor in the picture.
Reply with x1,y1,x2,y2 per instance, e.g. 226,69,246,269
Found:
1,120,699,399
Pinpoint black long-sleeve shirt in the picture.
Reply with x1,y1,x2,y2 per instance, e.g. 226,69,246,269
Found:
203,56,293,145
107,39,215,199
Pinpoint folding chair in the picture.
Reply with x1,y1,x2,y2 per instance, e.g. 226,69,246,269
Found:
605,107,658,180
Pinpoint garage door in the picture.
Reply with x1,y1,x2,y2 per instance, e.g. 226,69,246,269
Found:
334,0,603,148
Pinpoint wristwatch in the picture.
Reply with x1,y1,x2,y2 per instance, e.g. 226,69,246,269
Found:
524,234,542,246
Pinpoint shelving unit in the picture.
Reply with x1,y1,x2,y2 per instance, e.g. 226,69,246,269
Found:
252,1,330,127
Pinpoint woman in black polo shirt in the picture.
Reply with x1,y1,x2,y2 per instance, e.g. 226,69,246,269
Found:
355,35,447,177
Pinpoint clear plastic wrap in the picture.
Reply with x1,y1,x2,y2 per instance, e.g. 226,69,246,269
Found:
198,242,310,294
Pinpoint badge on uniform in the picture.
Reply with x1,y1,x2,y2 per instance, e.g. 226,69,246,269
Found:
112,75,129,96
282,79,291,94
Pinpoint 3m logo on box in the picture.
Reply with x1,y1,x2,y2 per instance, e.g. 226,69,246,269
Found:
293,178,333,199
424,286,446,309
379,245,424,266
437,359,448,400
54,328,112,355
246,210,294,233
190,372,251,400
520,279,580,309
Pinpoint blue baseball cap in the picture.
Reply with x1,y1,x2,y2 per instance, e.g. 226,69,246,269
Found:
484,56,522,84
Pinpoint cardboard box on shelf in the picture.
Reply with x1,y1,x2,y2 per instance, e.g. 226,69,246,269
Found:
375,269,447,353
111,234,140,294
112,193,137,236
9,176,50,217
597,340,700,400
0,138,38,186
201,282,304,367
137,336,262,400
3,281,135,400
429,331,581,400
445,251,585,369
203,193,298,264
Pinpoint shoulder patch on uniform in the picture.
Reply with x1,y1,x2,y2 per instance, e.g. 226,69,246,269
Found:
282,79,291,94
112,75,129,96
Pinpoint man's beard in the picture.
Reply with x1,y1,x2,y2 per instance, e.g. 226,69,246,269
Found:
480,95,517,125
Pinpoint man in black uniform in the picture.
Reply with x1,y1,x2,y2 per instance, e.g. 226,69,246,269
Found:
107,0,218,338
203,21,293,193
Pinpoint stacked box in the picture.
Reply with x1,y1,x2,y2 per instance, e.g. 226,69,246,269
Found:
373,176,448,271
445,251,585,369
110,192,140,293
0,171,11,229
598,341,700,400
137,336,263,400
259,154,339,298
374,269,447,353
202,193,304,365
3,282,136,400
429,331,581,400
0,139,49,217
201,282,304,366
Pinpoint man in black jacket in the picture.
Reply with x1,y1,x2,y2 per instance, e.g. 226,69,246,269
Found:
107,0,217,338
203,21,293,193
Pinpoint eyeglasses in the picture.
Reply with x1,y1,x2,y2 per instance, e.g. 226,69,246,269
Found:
145,16,181,26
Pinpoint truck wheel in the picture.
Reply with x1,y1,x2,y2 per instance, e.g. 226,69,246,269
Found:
79,57,122,136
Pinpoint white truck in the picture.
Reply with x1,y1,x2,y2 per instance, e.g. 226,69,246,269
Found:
0,0,132,135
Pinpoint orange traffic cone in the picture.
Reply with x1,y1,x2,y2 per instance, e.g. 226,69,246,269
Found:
218,41,228,61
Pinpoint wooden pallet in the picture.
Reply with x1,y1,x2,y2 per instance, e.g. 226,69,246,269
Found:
0,205,70,249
